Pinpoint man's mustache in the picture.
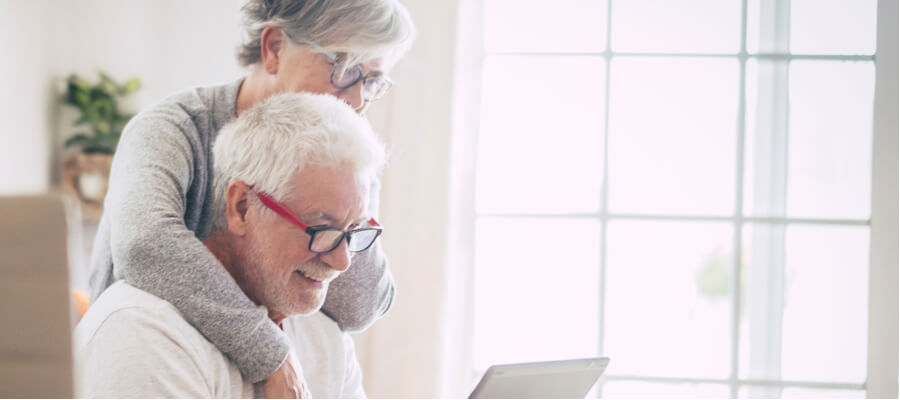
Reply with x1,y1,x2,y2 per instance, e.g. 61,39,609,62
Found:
295,260,340,282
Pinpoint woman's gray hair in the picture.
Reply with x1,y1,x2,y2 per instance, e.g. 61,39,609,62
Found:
237,0,416,69
210,92,386,231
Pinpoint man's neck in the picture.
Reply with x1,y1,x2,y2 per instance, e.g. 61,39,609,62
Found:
202,232,259,304
204,232,288,326
236,66,278,115
268,311,287,327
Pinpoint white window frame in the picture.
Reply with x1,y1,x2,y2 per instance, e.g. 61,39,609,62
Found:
865,0,898,397
446,0,898,397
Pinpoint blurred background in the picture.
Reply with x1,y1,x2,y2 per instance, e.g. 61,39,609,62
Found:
0,0,896,398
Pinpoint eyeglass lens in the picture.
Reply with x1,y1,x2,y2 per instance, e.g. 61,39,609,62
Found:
332,66,390,101
333,65,363,88
310,228,380,253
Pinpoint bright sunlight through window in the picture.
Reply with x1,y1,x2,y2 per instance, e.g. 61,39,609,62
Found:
470,0,879,397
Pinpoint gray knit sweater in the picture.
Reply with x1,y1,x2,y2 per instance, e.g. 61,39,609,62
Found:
88,78,395,383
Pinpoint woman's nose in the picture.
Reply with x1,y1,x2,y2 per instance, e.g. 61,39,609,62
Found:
338,81,367,113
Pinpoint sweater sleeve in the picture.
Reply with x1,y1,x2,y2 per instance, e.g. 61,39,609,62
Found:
320,178,396,332
102,115,289,383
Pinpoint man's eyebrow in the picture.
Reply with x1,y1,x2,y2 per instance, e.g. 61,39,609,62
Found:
300,212,367,227
299,212,335,225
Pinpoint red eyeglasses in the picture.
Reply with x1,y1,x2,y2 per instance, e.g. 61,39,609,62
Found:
253,189,383,254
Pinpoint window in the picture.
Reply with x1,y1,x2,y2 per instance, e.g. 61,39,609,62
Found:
462,0,890,397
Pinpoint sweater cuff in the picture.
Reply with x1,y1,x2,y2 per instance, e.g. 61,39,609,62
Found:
230,319,290,383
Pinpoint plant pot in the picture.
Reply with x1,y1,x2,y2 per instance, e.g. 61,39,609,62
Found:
61,150,114,223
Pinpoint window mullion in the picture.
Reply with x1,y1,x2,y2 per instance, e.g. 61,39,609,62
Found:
596,1,615,398
731,0,750,396
744,0,791,397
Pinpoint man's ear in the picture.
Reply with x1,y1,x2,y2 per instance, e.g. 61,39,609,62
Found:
260,26,286,75
225,180,252,236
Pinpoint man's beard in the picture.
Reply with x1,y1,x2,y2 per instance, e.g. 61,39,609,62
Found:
243,238,339,317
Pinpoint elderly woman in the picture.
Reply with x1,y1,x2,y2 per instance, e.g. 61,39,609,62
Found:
87,0,414,397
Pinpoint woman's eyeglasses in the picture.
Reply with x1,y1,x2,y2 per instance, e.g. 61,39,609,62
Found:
309,42,394,103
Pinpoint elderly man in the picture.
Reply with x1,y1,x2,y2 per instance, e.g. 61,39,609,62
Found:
76,93,385,398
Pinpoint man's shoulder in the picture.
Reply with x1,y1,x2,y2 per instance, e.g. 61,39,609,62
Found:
78,282,179,326
77,282,205,351
75,282,251,398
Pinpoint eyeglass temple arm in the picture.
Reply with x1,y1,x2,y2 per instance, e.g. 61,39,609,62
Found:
308,41,337,60
254,190,310,231
256,187,382,230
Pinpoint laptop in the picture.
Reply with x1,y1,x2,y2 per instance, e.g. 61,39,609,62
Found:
469,357,610,399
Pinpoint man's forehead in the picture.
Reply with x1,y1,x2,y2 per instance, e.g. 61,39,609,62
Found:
285,165,371,221
299,210,368,226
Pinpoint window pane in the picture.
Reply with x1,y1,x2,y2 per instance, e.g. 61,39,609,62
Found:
484,0,607,53
476,56,605,214
473,217,600,371
738,385,866,398
743,60,876,220
787,61,874,219
740,224,869,383
604,221,733,378
608,57,737,215
601,380,730,398
781,225,869,383
611,0,741,53
790,0,877,55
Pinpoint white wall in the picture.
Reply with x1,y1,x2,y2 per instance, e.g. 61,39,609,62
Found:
0,0,245,195
0,0,246,288
0,0,58,194
52,0,245,105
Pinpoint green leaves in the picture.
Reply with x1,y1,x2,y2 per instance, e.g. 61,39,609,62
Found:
62,72,140,154
121,78,141,95
64,133,92,148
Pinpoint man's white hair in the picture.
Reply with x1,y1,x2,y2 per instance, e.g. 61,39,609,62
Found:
210,92,385,231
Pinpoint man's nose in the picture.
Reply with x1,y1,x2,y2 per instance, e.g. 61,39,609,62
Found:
321,239,351,272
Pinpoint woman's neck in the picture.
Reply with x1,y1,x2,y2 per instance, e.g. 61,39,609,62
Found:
235,66,277,115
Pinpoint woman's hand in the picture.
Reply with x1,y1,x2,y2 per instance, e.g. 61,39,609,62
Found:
264,351,311,398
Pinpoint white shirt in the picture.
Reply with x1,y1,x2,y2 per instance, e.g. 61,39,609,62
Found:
75,281,365,398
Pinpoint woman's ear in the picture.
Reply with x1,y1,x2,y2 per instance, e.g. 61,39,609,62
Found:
260,26,285,75
225,181,252,236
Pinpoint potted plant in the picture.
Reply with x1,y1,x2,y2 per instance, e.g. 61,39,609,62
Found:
60,72,141,222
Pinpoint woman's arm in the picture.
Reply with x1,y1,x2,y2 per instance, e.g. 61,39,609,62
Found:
321,242,395,332
320,179,396,332
97,114,290,383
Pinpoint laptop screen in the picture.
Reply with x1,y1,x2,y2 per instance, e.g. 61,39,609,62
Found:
469,357,609,399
